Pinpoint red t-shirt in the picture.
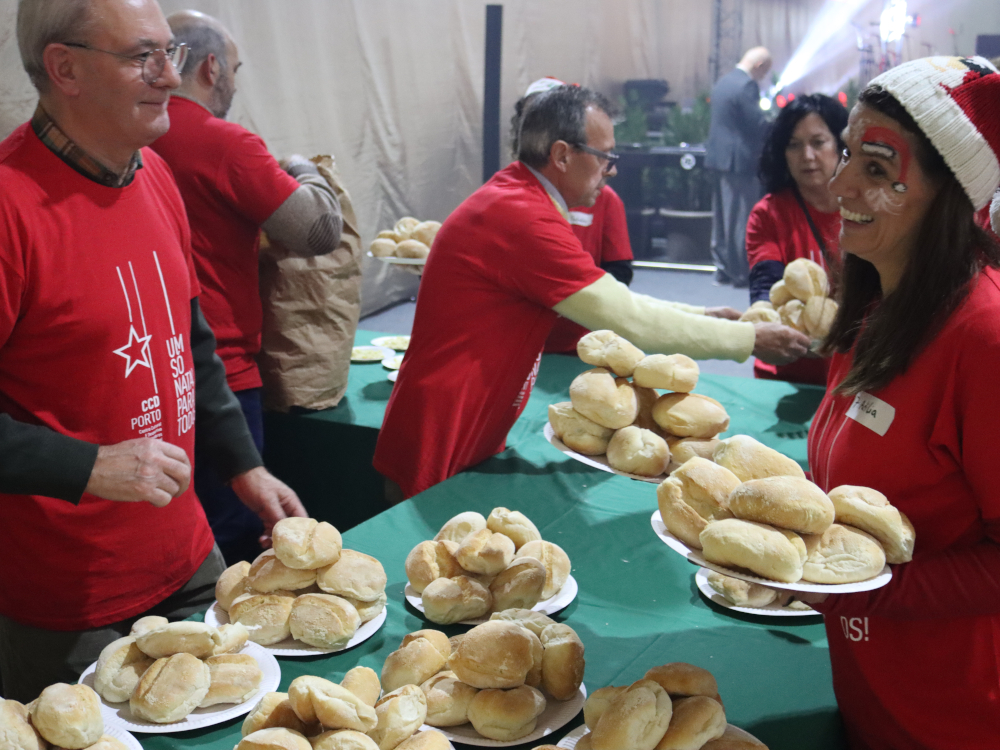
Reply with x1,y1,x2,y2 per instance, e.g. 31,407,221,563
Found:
807,269,1000,749
151,97,300,392
373,162,605,498
544,185,633,353
0,123,215,630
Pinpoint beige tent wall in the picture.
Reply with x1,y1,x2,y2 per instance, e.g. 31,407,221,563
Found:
0,0,995,314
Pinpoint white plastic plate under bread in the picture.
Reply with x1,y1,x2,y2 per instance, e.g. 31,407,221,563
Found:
101,725,143,750
422,684,585,747
387,370,399,383
694,568,818,617
351,345,394,362
79,641,279,734
404,574,578,625
366,251,427,267
382,354,404,370
543,423,663,484
555,722,765,748
205,601,387,657
650,510,892,593
371,335,411,350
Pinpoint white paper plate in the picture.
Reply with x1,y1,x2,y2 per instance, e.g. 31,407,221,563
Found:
651,511,892,593
544,423,662,484
405,575,578,625
557,723,766,749
102,725,144,750
371,335,411,350
382,354,404,370
694,568,818,617
205,601,387,657
80,641,279,734
366,251,427,266
387,371,399,383
425,684,585,747
352,345,394,363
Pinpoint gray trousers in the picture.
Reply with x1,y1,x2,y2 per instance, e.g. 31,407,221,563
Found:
710,171,762,286
0,545,225,702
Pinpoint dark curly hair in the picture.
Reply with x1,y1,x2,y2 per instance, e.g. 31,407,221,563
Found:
758,94,848,195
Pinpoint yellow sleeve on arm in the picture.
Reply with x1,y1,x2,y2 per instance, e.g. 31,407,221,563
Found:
662,299,705,315
553,274,756,362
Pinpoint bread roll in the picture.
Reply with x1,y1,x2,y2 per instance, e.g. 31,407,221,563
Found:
488,608,556,636
712,435,806,482
31,684,103,748
212,622,250,655
1,699,47,750
287,676,377,732
803,296,837,339
216,562,253,612
290,593,360,649
393,731,453,750
539,623,585,700
394,217,421,239
396,240,430,259
433,512,487,544
778,300,806,333
200,653,263,707
230,591,296,645
801,523,887,584
727,476,835,535
342,592,387,624
570,368,639,430
310,730,380,750
515,541,571,599
238,728,312,750
134,621,219,659
486,507,542,550
652,393,729,438
86,737,130,750
653,696,726,750
606,426,671,477
827,485,915,564
577,330,646,377
769,279,793,307
409,220,442,247
376,229,402,242
700,724,769,749
420,671,478,727
450,621,536,688
738,306,780,324
341,666,381,707
382,630,451,693
243,692,309,736
656,457,738,550
370,239,397,258
368,685,427,750
317,550,387,602
590,679,672,750
273,518,343,570
706,571,778,608
783,258,828,300
466,685,546,741
700,519,806,583
644,663,720,701
421,575,492,624
130,615,169,636
405,540,463,594
633,354,699,392
668,437,720,465
249,549,318,592
489,557,546,612
524,627,545,688
583,686,627,730
93,635,154,703
130,653,211,723
454,529,515,575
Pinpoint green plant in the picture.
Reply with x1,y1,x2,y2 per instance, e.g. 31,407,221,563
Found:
662,92,711,146
614,89,648,146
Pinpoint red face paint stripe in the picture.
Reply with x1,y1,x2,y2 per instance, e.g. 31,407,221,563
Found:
861,125,911,183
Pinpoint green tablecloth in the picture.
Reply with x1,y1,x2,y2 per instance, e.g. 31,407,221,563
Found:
141,331,841,750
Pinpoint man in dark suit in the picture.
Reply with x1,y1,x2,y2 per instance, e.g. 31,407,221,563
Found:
705,47,772,287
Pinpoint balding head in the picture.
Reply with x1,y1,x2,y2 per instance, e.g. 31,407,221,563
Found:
167,9,239,117
738,46,772,83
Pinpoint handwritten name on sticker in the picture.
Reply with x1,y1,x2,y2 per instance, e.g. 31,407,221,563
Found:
846,392,895,437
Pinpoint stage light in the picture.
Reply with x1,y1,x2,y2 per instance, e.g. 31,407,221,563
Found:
760,97,772,111
776,94,788,108
838,91,848,106
772,0,869,93
880,0,907,45
787,93,796,101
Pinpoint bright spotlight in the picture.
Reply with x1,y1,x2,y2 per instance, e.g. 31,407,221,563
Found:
773,0,869,92
880,0,908,44
760,97,772,111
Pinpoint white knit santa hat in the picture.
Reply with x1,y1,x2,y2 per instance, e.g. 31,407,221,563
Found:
991,189,1000,235
869,56,1000,210
524,77,565,97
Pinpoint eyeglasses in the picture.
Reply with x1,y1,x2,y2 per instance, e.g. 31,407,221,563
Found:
572,142,619,171
64,42,188,84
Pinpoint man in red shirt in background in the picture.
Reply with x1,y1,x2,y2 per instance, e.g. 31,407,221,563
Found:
151,11,342,564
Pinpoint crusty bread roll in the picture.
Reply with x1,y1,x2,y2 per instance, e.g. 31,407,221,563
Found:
94,635,154,703
583,686,627,730
466,685,546,741
130,653,211,723
712,435,805,482
450,621,536,689
570,368,639,430
405,540,463,594
539,623,585,700
577,330,646,377
409,221,442,248
131,615,169,636
420,671,479,727
516,541,571,599
341,666,381,707
134,621,218,659
706,571,778,608
316,550,387,602
454,529,515,575
377,229,402,242
199,653,263,707
342,592,387,624
633,354,699,393
590,679,672,750
273,518,342,570
212,622,250,655
310,730,380,750
382,630,451,693
370,238,397,258
0,699,47,750
631,382,665,435
548,402,615,455
784,258,828,301
433,512,487,544
237,728,312,750
243,692,309,737
216,562,253,612
369,685,427,750
289,594,360,650
667,437,721,472
700,519,806,583
287,676,377,732
31,684,104,748
700,724,769,749
738,306,780,324
653,696,726,750
727,476,835,535
803,295,837,339
778,299,806,333
249,549,318,592
230,591,296,645
421,575,492,624
827,485,915,564
656,457,738,550
801,523,887,584
524,627,545,688
488,608,556,636
393,730,453,750
396,240,430,259
652,393,729,439
644,663,720,701
394,217,421,239
769,280,793,307
606,426,671,477
486,507,542,550
489,556,546,612
86,737,130,750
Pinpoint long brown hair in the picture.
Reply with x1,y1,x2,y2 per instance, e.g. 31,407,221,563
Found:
823,87,1000,395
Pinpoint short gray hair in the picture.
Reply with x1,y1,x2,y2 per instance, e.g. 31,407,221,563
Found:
18,0,97,92
517,85,617,169
170,22,228,81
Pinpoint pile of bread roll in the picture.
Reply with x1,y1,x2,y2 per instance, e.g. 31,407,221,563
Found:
90,616,261,722
739,258,837,341
369,217,441,261
657,436,915,585
548,330,731,478
1,684,128,750
235,667,454,750
405,508,571,625
216,518,387,649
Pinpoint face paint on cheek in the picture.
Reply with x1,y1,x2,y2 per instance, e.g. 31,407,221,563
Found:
864,186,905,214
860,126,911,193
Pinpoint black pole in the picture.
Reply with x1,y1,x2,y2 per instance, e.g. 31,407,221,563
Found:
483,4,503,183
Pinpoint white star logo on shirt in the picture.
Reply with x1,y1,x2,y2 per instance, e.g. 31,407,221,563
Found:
113,325,153,377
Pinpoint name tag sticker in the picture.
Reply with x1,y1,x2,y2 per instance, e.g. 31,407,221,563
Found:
568,211,594,227
846,392,895,437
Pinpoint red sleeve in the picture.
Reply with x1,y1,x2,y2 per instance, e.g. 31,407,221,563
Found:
215,129,300,225
599,187,633,262
745,197,784,268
